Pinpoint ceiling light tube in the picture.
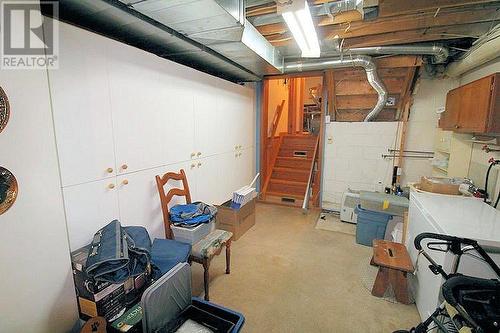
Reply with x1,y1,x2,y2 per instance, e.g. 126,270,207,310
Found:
280,1,320,58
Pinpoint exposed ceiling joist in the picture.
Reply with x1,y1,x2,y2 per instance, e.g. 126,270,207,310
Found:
339,21,499,48
321,5,500,40
378,0,500,17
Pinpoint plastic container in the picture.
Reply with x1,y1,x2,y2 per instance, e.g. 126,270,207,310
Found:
171,220,215,245
360,191,408,216
192,298,245,333
355,205,393,246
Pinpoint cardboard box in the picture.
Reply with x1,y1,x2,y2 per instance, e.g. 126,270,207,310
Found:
216,198,255,241
419,176,461,195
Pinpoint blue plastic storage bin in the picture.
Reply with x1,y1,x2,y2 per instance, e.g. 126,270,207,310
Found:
354,205,393,246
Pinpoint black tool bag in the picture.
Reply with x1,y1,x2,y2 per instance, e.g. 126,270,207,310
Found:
85,220,151,284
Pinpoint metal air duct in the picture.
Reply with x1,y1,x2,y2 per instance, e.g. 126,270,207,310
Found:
339,45,449,64
283,55,387,122
447,24,500,77
119,0,284,76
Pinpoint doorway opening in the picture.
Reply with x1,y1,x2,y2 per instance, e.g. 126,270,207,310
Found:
259,74,326,208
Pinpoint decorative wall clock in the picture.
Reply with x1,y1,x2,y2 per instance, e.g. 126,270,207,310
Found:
0,167,18,215
0,86,10,133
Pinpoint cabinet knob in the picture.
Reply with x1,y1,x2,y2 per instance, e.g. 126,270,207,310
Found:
197,162,202,167
235,153,238,157
122,179,129,185
121,164,128,170
108,183,115,189
191,152,196,158
238,152,242,157
191,163,196,169
106,167,113,173
238,145,242,149
455,125,460,129
235,145,238,150
197,152,202,156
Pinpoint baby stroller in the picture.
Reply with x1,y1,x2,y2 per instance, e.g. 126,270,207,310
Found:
395,232,500,333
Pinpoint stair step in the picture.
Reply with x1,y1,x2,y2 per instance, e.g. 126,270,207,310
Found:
272,167,310,182
266,191,304,200
270,179,307,186
268,178,307,196
278,147,315,158
275,156,312,169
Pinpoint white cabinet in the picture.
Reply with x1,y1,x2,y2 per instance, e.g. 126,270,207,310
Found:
193,75,224,157
50,26,116,186
63,178,120,250
108,46,195,173
53,23,256,251
191,155,227,206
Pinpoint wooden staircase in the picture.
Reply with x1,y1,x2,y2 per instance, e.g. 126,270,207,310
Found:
261,134,318,207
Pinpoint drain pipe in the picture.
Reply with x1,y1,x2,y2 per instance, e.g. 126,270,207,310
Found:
284,55,387,121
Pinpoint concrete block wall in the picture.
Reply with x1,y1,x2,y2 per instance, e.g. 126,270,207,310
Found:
322,122,399,208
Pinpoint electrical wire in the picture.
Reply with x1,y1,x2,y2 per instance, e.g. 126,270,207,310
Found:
494,191,500,208
484,161,496,203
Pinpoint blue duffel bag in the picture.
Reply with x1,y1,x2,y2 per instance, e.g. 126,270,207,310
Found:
85,220,151,284
169,201,217,228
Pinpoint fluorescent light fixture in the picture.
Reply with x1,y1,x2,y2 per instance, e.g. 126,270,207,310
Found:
280,0,320,58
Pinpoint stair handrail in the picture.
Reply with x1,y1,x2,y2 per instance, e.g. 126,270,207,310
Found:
302,135,320,211
269,99,286,138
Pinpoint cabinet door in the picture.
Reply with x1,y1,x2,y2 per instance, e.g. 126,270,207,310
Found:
63,178,120,250
193,74,223,157
439,88,460,130
192,155,227,205
457,76,493,133
50,25,116,186
108,46,194,173
233,86,255,150
117,162,195,241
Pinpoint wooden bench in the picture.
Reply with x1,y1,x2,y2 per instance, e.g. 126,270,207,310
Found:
371,240,414,304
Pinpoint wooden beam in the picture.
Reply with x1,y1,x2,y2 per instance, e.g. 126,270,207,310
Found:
325,70,336,120
336,109,396,121
256,10,363,36
340,22,497,48
246,0,334,17
335,77,406,95
376,56,423,68
378,0,499,17
321,6,499,40
333,67,409,81
336,94,400,110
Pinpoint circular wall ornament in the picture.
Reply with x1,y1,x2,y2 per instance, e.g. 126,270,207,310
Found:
0,167,18,215
0,86,10,133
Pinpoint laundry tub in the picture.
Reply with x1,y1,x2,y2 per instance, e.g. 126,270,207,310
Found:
354,205,393,246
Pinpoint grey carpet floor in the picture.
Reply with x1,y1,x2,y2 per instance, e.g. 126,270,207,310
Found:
190,203,420,332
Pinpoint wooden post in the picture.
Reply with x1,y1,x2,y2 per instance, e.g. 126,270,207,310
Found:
326,69,336,120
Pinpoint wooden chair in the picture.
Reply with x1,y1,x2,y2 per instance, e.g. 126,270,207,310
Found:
156,169,232,301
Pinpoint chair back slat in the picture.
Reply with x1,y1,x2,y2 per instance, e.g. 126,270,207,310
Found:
155,169,192,239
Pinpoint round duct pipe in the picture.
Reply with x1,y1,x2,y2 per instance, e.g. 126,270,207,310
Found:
284,55,388,122
446,35,500,77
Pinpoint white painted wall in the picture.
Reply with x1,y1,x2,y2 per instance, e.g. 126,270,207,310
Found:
322,122,399,208
401,77,458,185
0,69,78,330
